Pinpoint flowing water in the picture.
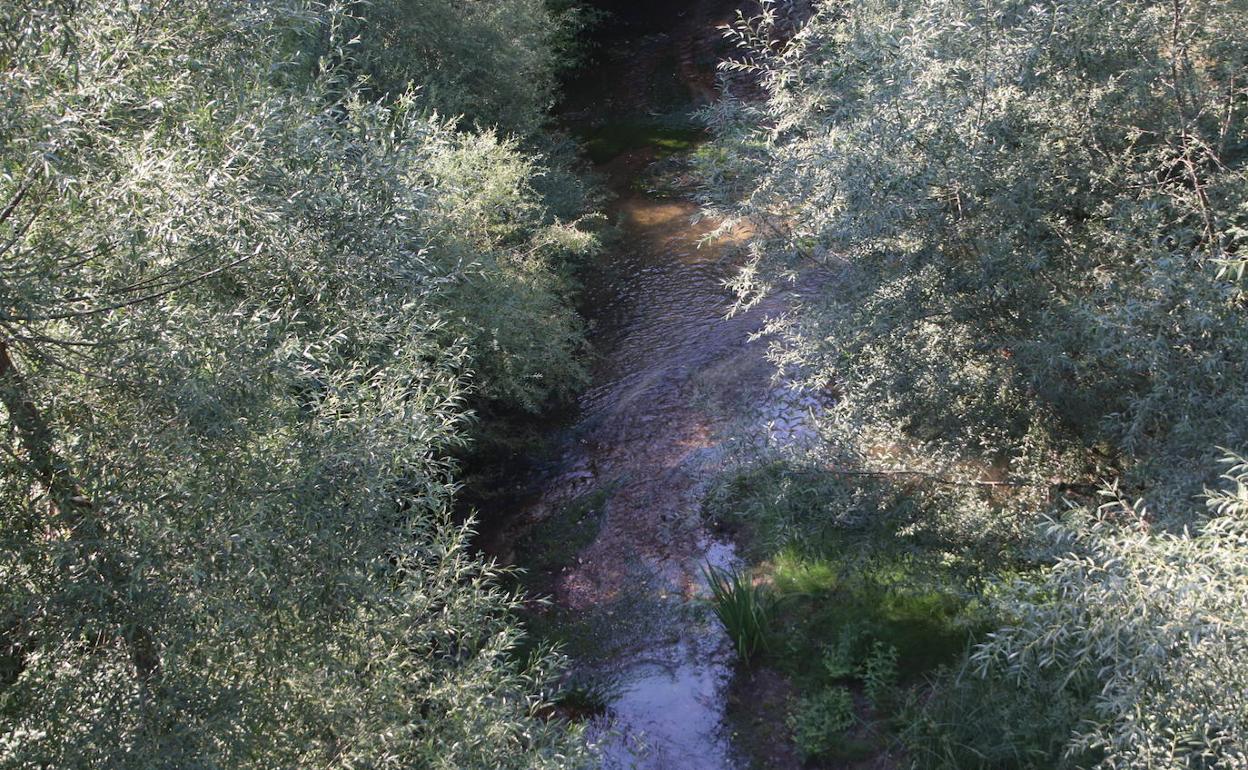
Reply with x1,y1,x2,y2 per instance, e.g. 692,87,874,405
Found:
526,189,768,769
556,190,763,768
494,4,829,767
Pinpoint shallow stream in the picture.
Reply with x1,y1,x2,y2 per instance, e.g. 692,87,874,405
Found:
500,4,827,767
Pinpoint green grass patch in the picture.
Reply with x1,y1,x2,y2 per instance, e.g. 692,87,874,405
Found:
708,462,982,685
771,548,839,594
766,549,976,686
745,544,981,764
709,459,1012,762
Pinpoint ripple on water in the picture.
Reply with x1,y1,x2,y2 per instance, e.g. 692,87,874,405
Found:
523,189,767,768
590,539,742,770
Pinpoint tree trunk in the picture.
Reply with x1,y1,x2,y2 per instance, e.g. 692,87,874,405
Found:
0,338,161,683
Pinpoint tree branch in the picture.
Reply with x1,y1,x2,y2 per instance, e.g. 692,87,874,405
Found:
0,338,161,683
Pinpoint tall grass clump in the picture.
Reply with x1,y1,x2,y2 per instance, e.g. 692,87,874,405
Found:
704,565,775,663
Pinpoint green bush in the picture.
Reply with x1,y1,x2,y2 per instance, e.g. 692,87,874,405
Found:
0,1,593,766
702,0,1248,510
906,454,1248,768
862,642,899,711
704,1,1248,760
346,0,563,134
820,629,860,680
705,458,1032,581
788,686,857,760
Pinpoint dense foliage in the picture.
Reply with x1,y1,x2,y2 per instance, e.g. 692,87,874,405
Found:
0,1,594,766
348,0,561,134
910,457,1248,768
703,0,1248,507
702,0,1248,765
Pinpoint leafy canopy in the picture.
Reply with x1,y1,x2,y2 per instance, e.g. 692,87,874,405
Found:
0,1,593,767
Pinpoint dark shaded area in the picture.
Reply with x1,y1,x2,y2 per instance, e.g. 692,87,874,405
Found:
584,0,705,39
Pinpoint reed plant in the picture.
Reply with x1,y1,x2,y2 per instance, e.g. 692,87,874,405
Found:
703,565,775,663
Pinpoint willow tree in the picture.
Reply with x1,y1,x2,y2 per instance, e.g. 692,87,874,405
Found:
347,0,563,135
702,0,1248,763
0,1,590,767
908,455,1248,768
702,0,1248,508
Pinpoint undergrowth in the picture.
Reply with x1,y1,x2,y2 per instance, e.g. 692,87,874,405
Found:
705,458,1005,762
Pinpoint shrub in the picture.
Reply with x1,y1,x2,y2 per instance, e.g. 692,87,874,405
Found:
347,0,563,135
906,453,1248,768
862,642,899,711
821,629,860,680
703,0,1248,762
702,0,1248,510
0,1,592,766
788,686,857,759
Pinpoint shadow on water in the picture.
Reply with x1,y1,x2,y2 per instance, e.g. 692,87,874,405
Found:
536,174,766,768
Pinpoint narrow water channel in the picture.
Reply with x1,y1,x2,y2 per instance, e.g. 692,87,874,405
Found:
496,3,824,767
566,190,759,768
